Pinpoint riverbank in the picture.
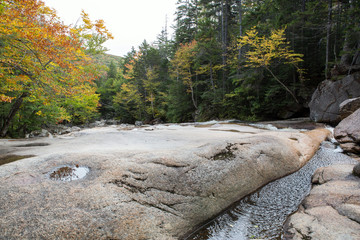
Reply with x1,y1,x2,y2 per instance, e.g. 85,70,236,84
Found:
284,163,360,239
0,122,329,239
186,146,358,239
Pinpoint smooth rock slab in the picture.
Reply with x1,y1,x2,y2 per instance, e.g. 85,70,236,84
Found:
0,124,329,239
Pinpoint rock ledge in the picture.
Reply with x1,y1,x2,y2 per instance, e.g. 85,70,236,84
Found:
0,125,329,239
285,164,360,240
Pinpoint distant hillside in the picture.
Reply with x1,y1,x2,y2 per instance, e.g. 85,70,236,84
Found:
93,53,122,67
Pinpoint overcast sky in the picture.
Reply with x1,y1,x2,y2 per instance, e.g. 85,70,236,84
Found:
44,0,178,57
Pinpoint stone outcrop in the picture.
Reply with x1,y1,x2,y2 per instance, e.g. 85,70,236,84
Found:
0,124,329,239
28,129,52,138
285,164,360,240
30,125,81,137
334,108,360,154
339,97,360,120
353,163,360,177
309,72,360,124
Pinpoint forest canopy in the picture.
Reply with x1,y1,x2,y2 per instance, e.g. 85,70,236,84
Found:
97,0,359,124
1,0,359,137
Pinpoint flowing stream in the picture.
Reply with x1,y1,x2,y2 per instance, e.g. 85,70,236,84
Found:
186,145,357,240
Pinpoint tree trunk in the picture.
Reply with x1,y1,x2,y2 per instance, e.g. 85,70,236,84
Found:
221,0,226,93
301,0,306,56
339,1,359,74
341,33,352,66
194,0,198,36
221,0,230,96
190,85,197,110
210,64,215,93
265,66,299,103
150,92,155,118
237,0,243,76
238,0,243,60
0,92,28,137
325,0,333,78
188,68,197,110
302,0,306,12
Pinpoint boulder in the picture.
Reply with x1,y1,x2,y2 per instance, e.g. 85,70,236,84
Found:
29,129,51,138
284,164,360,240
353,163,360,177
309,72,360,124
105,119,121,125
149,118,164,125
135,120,143,126
89,120,106,128
70,126,81,132
45,124,72,135
0,125,330,239
339,97,360,120
334,108,360,153
30,125,82,137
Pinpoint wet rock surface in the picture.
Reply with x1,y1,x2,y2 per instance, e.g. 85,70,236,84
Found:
257,117,326,130
339,97,360,120
48,165,89,181
0,123,329,239
334,108,360,154
0,154,35,166
186,147,357,240
285,164,360,240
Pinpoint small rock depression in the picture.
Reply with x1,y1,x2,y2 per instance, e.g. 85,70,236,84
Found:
212,144,236,161
49,165,89,181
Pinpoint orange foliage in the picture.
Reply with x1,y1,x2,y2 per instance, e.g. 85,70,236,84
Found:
0,0,111,102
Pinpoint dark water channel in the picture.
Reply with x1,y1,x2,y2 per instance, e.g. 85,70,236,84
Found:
187,146,357,240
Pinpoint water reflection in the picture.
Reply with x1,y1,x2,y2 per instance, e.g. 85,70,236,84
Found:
49,165,89,181
0,154,35,166
187,147,357,240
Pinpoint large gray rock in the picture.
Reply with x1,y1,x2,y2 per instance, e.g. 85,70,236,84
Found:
309,72,360,124
29,129,51,138
285,164,360,240
0,124,329,239
339,97,360,120
334,108,360,153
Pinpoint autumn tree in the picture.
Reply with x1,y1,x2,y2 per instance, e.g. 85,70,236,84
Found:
238,27,304,103
170,40,198,110
0,0,112,136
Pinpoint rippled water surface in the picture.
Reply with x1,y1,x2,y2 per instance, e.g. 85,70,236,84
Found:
187,147,357,240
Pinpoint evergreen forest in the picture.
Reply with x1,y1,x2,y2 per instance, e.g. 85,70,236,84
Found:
1,0,360,137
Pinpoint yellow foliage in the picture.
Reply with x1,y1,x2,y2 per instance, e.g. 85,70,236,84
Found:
238,27,304,72
0,0,109,130
237,27,304,102
170,40,197,90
